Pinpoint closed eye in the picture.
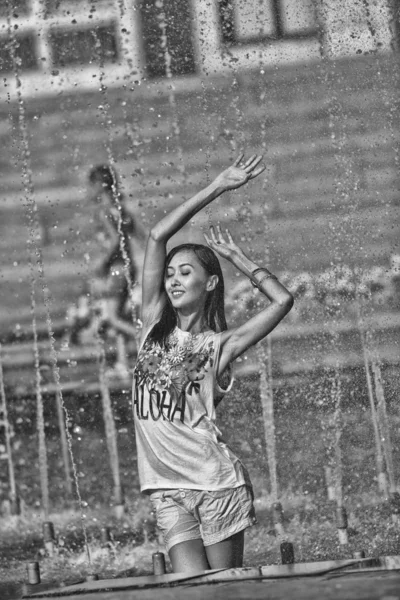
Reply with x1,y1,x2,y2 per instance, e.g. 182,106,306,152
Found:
166,270,191,278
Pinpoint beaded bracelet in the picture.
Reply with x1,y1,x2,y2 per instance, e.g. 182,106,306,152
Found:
250,268,278,289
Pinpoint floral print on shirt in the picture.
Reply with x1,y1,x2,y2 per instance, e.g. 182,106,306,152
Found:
133,331,216,399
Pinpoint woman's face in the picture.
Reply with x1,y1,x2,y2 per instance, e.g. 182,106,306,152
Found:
165,251,217,312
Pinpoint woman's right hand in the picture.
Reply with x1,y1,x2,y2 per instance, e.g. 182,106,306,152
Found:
213,153,264,192
203,225,244,263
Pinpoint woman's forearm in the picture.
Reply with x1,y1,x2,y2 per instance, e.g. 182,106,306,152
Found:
150,154,264,242
151,180,224,242
231,251,293,307
230,251,259,280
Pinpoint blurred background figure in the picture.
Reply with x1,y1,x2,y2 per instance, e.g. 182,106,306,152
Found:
65,164,147,379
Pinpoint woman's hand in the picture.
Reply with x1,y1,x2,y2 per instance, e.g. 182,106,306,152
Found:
204,225,244,262
213,153,264,192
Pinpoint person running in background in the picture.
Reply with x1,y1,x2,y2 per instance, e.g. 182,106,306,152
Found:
66,164,146,377
133,153,294,572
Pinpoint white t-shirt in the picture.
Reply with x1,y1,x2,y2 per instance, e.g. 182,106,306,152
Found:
132,324,248,493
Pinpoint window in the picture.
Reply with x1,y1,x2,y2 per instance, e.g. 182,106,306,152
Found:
49,23,119,68
0,0,141,97
0,0,30,19
218,0,318,45
0,32,38,72
140,0,196,78
0,1,120,76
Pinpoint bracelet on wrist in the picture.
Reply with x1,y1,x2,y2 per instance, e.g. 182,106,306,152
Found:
250,267,266,279
256,273,278,288
250,268,278,289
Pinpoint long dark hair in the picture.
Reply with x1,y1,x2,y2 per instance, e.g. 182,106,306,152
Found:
148,243,228,348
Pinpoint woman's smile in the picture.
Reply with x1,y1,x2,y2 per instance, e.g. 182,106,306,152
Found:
165,254,202,303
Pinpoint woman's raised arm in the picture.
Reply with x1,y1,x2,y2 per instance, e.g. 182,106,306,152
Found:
204,225,294,376
140,154,264,329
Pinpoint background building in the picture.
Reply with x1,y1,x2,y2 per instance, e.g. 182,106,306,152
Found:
0,0,396,97
0,0,399,390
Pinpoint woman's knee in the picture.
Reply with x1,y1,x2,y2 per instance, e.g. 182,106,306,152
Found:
205,529,244,569
169,539,210,573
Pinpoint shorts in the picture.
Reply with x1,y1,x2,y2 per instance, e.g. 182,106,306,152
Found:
149,485,257,553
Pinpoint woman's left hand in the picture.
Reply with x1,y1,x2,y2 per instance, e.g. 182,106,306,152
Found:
203,225,244,262
213,153,265,192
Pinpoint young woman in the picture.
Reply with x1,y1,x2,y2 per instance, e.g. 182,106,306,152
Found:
133,153,294,573
71,165,147,374
88,164,146,321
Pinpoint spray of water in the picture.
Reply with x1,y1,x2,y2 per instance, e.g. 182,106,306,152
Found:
52,105,83,498
319,0,399,500
96,333,123,507
156,0,186,180
256,341,278,502
60,86,125,510
89,25,139,333
5,0,92,564
351,2,398,497
115,0,152,221
370,349,396,493
331,369,343,506
30,261,50,519
255,1,279,504
221,37,279,501
50,8,128,518
0,344,17,506
54,387,73,496
358,308,388,495
361,0,400,169
309,0,394,511
196,8,218,228
358,300,395,496
314,2,352,508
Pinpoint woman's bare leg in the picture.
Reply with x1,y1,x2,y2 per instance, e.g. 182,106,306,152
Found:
169,539,210,573
204,530,244,569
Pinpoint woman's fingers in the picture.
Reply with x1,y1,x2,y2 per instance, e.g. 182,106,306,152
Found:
204,231,223,253
204,232,219,248
209,225,220,245
244,155,263,173
208,224,227,246
249,164,266,179
225,228,234,243
233,153,244,167
242,154,257,168
216,224,225,242
231,152,264,173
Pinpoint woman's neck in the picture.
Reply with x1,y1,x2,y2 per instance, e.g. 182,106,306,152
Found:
176,313,209,334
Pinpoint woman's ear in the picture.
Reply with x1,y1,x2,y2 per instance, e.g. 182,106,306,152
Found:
206,274,219,292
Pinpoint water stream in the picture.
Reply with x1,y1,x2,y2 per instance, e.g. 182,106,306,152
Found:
0,344,17,506
5,0,92,565
156,0,186,181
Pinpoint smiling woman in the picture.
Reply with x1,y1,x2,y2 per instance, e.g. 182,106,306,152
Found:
130,154,293,574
